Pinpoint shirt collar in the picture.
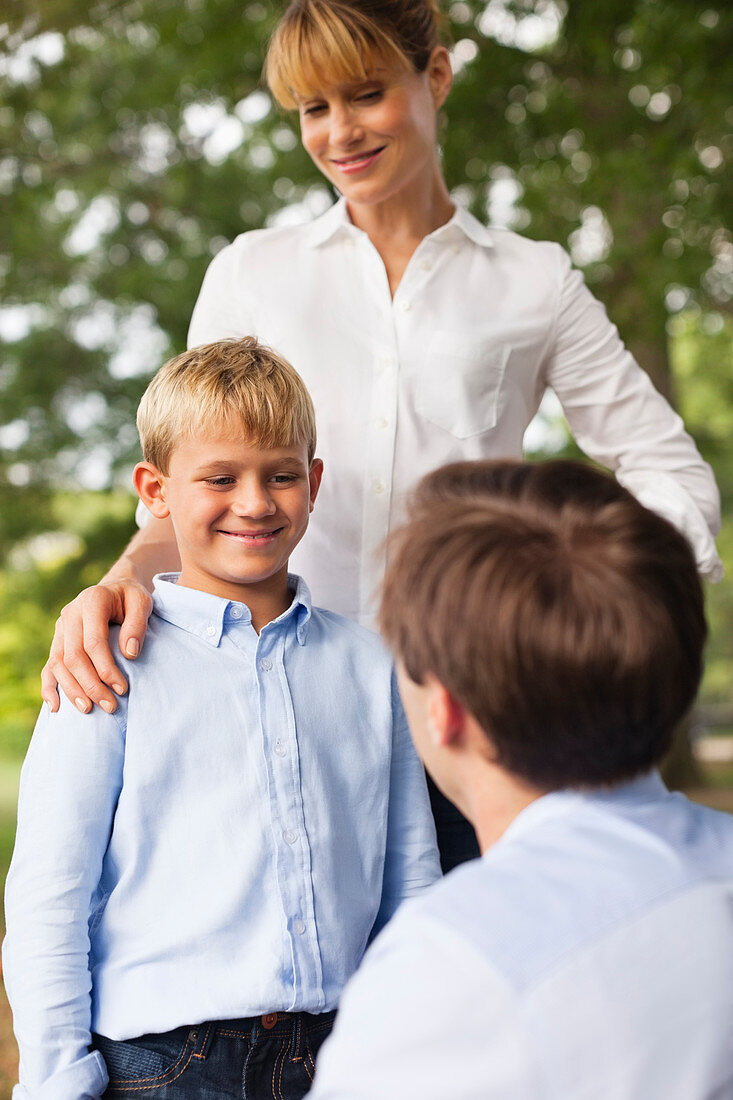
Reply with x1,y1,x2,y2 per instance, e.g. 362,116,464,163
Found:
152,573,313,647
304,196,495,250
496,770,669,850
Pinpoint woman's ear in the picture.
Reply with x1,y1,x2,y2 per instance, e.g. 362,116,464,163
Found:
133,462,170,519
427,45,452,110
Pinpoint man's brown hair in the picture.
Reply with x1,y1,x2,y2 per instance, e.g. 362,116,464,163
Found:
380,459,707,790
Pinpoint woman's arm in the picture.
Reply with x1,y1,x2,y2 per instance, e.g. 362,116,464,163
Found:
544,245,723,580
40,514,179,713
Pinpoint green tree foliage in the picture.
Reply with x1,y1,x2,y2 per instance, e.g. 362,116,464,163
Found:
0,0,731,753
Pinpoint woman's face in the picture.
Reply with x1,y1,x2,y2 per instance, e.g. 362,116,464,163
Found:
297,46,452,209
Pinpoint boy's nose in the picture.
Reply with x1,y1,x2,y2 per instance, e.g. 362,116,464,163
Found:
230,484,276,518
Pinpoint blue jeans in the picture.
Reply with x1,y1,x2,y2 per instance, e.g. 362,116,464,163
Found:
92,1011,336,1100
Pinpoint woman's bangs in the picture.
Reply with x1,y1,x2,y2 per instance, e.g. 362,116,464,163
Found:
267,9,407,107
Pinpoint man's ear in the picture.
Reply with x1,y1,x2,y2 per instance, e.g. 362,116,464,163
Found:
133,462,170,519
427,679,467,747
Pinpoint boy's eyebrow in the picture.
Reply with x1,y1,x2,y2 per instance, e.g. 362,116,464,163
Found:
192,453,309,474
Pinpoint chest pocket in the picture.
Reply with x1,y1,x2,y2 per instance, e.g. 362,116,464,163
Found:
416,331,509,439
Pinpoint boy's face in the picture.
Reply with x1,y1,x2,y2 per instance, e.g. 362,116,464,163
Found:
152,421,322,604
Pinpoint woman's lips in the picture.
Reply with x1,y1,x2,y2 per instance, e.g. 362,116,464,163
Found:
330,146,386,174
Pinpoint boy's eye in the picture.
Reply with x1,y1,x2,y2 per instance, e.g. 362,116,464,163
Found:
271,473,298,485
302,102,327,116
205,476,235,487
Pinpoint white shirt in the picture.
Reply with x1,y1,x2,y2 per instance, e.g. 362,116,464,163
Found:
310,772,733,1100
187,199,723,626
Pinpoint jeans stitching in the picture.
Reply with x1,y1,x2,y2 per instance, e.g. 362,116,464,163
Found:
190,1022,211,1061
271,1039,285,1100
110,1043,194,1092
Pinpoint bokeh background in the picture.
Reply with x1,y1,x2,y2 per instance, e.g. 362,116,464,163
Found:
1,0,732,1091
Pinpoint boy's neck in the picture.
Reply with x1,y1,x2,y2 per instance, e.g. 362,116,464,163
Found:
175,567,293,634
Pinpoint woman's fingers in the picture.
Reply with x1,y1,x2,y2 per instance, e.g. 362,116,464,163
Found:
40,582,153,714
118,585,154,662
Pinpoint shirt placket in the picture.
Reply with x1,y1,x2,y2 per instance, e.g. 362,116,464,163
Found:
359,237,442,610
256,620,324,1009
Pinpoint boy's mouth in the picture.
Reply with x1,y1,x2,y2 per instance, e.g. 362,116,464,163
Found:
218,527,283,545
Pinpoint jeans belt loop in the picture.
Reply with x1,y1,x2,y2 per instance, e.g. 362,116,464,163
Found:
188,1021,215,1060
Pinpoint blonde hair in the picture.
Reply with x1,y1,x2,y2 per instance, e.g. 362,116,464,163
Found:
265,0,447,108
137,337,317,474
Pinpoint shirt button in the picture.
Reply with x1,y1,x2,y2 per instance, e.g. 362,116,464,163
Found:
373,479,385,495
205,625,216,636
380,354,394,370
293,919,306,935
260,658,272,671
274,739,287,757
230,606,243,619
398,299,411,311
283,828,298,845
376,417,389,430
420,260,432,272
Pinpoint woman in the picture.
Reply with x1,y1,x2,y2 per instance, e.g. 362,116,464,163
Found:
42,0,722,869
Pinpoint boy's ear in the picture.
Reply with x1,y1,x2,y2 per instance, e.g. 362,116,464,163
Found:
133,462,170,519
309,458,324,512
428,680,467,748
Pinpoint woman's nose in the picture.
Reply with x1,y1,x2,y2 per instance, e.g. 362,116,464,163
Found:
329,103,363,147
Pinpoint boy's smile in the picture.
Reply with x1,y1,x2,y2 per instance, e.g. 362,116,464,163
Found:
139,422,323,623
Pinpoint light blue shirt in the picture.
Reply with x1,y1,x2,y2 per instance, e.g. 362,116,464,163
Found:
3,574,440,1100
312,772,733,1099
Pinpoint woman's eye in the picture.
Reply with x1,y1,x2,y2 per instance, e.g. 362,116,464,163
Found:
356,89,382,103
303,102,326,116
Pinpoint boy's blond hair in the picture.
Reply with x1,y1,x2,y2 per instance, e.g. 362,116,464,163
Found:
137,337,317,474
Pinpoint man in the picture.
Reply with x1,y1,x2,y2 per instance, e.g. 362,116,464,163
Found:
310,459,733,1099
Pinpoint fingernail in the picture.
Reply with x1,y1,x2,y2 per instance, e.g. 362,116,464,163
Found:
126,639,139,658
112,683,126,695
75,698,90,713
100,700,115,714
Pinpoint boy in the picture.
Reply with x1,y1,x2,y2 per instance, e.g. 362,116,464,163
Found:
310,459,733,1099
3,337,440,1100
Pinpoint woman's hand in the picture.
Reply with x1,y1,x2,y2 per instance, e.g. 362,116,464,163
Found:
41,580,153,714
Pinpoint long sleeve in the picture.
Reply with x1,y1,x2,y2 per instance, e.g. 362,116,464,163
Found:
545,246,723,580
3,698,125,1100
372,675,441,936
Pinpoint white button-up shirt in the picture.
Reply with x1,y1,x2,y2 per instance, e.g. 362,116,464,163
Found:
310,772,733,1099
187,199,722,626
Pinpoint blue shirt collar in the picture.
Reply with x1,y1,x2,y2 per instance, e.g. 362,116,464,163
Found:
151,573,313,647
304,196,494,250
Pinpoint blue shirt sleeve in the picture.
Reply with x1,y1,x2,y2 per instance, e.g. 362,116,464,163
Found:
372,673,441,936
3,697,126,1100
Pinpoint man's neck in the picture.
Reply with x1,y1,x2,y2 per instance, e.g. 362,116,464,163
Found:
455,759,545,855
